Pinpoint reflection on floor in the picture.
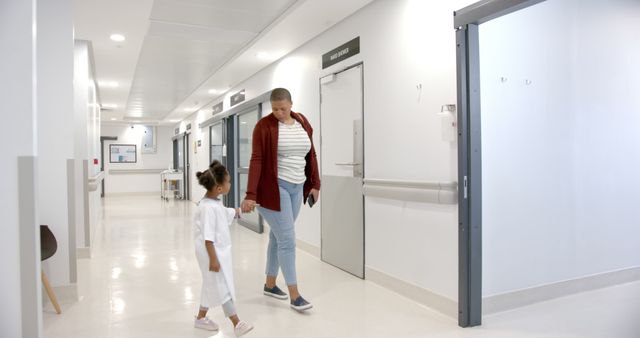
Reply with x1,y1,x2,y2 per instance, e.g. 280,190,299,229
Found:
43,195,640,338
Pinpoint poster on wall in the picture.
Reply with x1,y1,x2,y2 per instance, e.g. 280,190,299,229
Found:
110,144,137,163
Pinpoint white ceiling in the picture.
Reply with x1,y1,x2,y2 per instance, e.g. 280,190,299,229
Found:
73,0,374,125
73,0,154,122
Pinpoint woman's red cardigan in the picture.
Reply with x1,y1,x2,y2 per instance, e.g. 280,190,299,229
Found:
244,112,321,211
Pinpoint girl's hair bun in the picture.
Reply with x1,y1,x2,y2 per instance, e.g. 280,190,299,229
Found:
197,161,228,191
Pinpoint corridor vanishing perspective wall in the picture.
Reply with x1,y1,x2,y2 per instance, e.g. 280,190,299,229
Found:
178,0,479,316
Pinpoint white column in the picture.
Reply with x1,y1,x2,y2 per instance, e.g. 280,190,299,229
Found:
0,0,43,337
73,41,91,253
37,0,77,290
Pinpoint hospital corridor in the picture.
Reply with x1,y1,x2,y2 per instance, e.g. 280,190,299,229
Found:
2,0,640,337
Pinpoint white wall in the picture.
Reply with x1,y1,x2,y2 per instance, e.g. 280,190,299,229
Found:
480,0,640,296
0,0,42,336
572,0,640,276
74,41,102,253
101,124,173,194
179,0,476,302
175,113,212,202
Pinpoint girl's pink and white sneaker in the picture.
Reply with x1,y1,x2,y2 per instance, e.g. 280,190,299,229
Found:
234,321,254,336
194,316,219,331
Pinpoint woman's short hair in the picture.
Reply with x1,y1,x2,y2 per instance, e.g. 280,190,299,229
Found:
270,88,292,102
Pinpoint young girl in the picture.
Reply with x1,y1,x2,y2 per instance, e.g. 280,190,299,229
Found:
193,161,253,336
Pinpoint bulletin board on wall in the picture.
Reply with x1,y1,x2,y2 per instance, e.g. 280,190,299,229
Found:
110,144,137,163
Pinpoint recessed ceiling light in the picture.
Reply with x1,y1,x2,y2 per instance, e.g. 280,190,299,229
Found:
169,119,180,123
110,118,117,121
110,34,125,42
102,103,118,109
98,81,119,88
208,88,223,94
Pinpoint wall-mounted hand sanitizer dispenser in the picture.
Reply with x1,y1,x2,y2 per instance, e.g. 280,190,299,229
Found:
439,104,457,142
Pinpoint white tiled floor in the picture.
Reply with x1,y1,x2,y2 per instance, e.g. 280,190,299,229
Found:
43,195,640,338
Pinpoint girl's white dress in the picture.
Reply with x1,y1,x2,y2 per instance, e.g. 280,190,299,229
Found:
194,197,237,307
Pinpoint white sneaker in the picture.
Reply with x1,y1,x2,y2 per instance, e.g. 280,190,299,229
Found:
194,316,219,331
234,321,254,336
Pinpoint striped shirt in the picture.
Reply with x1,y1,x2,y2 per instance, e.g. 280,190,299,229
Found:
277,120,311,184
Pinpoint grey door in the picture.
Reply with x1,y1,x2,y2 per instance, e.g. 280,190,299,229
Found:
320,64,364,278
176,136,185,199
184,133,190,201
210,121,227,205
236,107,263,233
210,122,224,164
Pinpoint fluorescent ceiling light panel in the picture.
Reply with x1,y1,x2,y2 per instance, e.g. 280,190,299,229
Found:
110,34,125,42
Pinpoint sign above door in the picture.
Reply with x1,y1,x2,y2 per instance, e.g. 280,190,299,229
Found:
322,37,360,69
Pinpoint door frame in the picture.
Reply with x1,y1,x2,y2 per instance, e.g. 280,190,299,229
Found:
100,136,117,197
184,132,190,200
453,0,547,328
171,132,189,200
318,61,365,278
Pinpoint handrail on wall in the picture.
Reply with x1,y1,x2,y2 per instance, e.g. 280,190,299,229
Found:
87,171,105,192
362,178,458,205
88,171,105,182
108,169,165,175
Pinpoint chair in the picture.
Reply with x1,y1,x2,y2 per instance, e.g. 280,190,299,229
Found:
40,225,61,314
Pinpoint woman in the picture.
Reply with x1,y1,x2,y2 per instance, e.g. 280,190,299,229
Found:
241,88,320,312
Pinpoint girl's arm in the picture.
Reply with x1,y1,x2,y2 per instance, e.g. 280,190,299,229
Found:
224,207,242,224
201,206,220,271
205,240,220,272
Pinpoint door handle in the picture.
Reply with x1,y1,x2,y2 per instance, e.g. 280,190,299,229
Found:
335,162,361,166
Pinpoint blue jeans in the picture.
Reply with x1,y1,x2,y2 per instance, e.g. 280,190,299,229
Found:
257,179,303,286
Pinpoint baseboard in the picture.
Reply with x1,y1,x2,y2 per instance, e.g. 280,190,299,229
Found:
77,246,91,259
104,191,158,197
483,266,640,314
365,267,457,319
43,283,79,307
296,239,320,258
